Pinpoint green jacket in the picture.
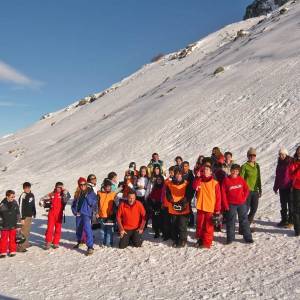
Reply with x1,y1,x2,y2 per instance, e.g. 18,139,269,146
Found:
240,162,262,193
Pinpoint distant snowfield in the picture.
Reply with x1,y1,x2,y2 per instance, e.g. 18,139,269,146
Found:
1,1,300,299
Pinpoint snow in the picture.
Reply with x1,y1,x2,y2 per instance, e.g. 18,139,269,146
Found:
1,1,300,299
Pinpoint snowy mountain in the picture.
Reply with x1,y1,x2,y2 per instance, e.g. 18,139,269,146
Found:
244,0,290,19
1,1,300,299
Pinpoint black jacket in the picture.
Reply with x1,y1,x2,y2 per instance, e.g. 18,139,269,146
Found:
0,199,21,229
183,170,195,202
18,192,36,219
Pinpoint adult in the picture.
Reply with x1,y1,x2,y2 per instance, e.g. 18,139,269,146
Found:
107,172,119,192
288,146,300,236
117,191,146,249
40,182,71,250
147,153,166,177
71,177,97,255
240,148,262,225
165,169,189,247
87,174,99,194
222,164,253,244
273,148,293,227
175,156,183,171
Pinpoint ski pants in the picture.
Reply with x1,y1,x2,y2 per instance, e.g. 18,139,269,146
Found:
76,214,94,248
119,229,143,249
45,211,63,245
293,189,300,235
0,229,17,255
246,191,259,223
161,207,171,239
196,210,214,248
279,188,293,223
170,214,189,244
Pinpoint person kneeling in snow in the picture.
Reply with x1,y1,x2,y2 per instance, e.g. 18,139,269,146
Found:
0,190,21,258
193,165,221,248
97,179,118,247
72,177,97,255
40,182,70,250
117,190,146,249
222,164,253,244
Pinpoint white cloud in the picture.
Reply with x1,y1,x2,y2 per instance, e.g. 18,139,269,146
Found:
0,60,41,87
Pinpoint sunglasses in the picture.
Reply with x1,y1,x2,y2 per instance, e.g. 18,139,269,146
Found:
249,154,256,157
79,183,87,186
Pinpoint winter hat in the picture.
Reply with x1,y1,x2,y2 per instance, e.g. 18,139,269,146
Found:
78,177,87,185
247,147,256,157
279,147,288,156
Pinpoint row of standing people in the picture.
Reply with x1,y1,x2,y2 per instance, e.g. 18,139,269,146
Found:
1,146,300,257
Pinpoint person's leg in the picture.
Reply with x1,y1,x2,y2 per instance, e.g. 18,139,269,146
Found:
287,189,294,225
226,205,237,243
53,214,63,246
104,224,109,246
237,203,253,242
178,215,189,245
196,210,205,240
119,230,132,249
99,220,105,246
106,225,114,247
82,215,94,248
170,214,178,243
188,202,195,227
131,230,143,247
152,212,160,237
8,229,17,255
248,192,259,223
279,189,288,225
45,212,55,244
22,217,32,249
75,216,83,243
202,213,214,248
162,208,171,240
293,189,300,236
0,230,9,255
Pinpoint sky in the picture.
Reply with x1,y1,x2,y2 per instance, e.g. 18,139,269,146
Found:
0,0,252,136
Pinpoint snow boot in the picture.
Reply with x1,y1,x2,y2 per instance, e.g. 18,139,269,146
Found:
0,254,6,258
44,243,51,250
86,247,94,256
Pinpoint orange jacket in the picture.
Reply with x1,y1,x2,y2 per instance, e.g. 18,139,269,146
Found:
194,176,221,213
97,191,116,218
165,180,189,215
117,200,146,231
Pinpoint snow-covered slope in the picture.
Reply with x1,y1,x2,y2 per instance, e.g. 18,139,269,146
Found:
1,1,300,299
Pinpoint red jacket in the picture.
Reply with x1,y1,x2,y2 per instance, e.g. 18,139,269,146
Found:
117,200,146,231
221,176,249,210
289,160,300,190
49,192,64,215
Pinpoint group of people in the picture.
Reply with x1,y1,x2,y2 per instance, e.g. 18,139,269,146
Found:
1,145,300,257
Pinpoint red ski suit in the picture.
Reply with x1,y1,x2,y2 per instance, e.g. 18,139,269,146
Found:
45,192,64,245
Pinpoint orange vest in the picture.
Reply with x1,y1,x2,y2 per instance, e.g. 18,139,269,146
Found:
196,179,218,213
97,191,116,218
166,180,189,215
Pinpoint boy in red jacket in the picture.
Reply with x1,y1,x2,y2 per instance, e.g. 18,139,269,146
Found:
222,164,253,244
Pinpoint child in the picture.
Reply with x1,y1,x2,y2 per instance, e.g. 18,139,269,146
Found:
107,172,119,192
18,182,36,252
193,165,221,248
97,179,118,247
0,190,21,258
148,175,164,238
40,182,71,250
222,164,253,244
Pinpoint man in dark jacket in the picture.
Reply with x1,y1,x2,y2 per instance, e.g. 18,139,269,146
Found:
0,190,21,258
18,182,36,252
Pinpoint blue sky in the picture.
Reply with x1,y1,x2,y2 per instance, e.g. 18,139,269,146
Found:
0,0,251,136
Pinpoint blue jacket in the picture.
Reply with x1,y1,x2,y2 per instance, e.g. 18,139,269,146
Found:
71,190,97,217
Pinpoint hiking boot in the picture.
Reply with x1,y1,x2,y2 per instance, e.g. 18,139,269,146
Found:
245,239,254,244
226,240,233,245
8,253,16,257
176,241,187,248
286,223,293,229
0,254,6,258
86,247,94,255
154,233,160,239
44,243,51,250
52,244,59,249
17,248,28,253
196,239,203,247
